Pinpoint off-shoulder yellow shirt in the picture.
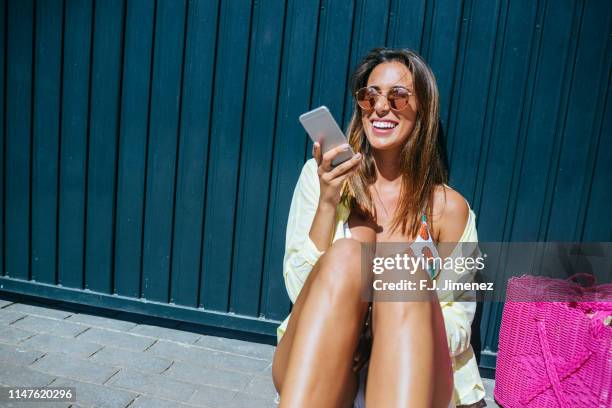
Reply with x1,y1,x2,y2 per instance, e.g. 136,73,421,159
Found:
276,158,486,406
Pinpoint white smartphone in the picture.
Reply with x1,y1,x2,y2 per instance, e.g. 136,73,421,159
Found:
299,106,354,166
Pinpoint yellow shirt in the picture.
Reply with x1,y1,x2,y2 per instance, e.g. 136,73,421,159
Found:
276,158,486,406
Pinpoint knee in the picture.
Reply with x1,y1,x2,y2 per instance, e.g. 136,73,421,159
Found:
315,238,366,301
371,298,435,330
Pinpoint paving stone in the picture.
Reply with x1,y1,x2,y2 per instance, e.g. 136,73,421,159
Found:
482,377,500,406
60,304,118,317
4,303,73,319
144,339,194,360
227,392,276,408
242,375,278,401
20,333,102,358
258,362,272,377
483,377,495,397
108,369,198,403
115,312,181,328
146,340,270,373
0,362,56,387
51,377,137,408
129,324,202,344
195,335,275,360
11,315,88,337
30,353,118,384
76,327,156,352
66,313,137,331
129,395,201,408
163,361,252,391
88,346,173,374
2,401,71,408
0,342,45,365
188,384,238,407
180,347,270,374
0,310,26,325
0,326,36,344
0,298,13,308
486,397,501,408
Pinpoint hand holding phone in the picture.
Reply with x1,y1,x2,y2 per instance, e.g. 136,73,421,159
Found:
299,106,354,167
299,106,361,206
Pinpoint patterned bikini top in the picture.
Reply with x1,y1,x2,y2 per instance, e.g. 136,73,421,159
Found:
343,213,441,279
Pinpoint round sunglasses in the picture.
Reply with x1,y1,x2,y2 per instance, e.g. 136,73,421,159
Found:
354,86,413,111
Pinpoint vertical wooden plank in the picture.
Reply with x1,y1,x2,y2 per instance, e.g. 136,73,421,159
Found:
5,0,33,280
445,0,502,201
0,0,6,276
340,0,382,128
199,0,252,311
57,0,93,288
480,301,504,366
31,0,63,284
577,1,612,242
476,0,539,242
546,0,611,240
84,0,124,293
386,0,426,49
310,0,354,121
114,0,155,298
170,0,218,307
509,0,580,241
261,0,320,320
427,0,466,134
582,76,612,241
230,0,287,316
141,0,187,302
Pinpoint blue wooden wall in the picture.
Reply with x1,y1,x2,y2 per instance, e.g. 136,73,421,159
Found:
0,0,610,369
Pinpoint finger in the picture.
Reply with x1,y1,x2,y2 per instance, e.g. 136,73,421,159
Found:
327,152,361,180
329,166,359,187
312,142,322,166
321,143,351,172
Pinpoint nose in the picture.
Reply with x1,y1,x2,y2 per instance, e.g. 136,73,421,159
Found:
374,93,390,115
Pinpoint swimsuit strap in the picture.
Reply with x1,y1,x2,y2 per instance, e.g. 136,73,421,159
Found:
418,211,440,279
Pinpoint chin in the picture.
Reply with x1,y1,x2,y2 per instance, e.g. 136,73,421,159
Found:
364,128,408,151
370,141,402,151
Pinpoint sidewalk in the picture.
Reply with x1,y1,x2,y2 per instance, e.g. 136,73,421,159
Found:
0,297,497,407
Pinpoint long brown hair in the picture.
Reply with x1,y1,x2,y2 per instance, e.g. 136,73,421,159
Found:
340,47,448,238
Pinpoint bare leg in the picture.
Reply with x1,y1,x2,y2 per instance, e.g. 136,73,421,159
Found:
365,266,454,408
272,238,372,407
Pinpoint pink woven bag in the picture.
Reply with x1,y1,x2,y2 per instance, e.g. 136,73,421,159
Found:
495,273,612,408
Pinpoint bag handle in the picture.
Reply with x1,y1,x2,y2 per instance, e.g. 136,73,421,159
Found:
565,272,596,287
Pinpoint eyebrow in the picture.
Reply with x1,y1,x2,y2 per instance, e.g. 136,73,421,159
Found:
368,84,413,90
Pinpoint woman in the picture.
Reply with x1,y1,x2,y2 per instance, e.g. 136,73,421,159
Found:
272,48,487,408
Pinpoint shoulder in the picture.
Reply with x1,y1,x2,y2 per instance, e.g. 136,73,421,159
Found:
432,184,469,221
431,184,470,242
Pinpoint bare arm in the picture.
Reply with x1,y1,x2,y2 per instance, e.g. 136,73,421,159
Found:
308,141,361,251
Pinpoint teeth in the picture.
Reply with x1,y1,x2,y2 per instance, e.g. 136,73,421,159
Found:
372,121,397,129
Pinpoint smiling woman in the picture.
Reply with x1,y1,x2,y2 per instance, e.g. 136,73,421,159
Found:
272,48,486,408
342,51,445,242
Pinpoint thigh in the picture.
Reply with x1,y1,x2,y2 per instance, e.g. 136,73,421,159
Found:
272,251,363,408
272,255,322,392
273,215,376,392
369,292,453,407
